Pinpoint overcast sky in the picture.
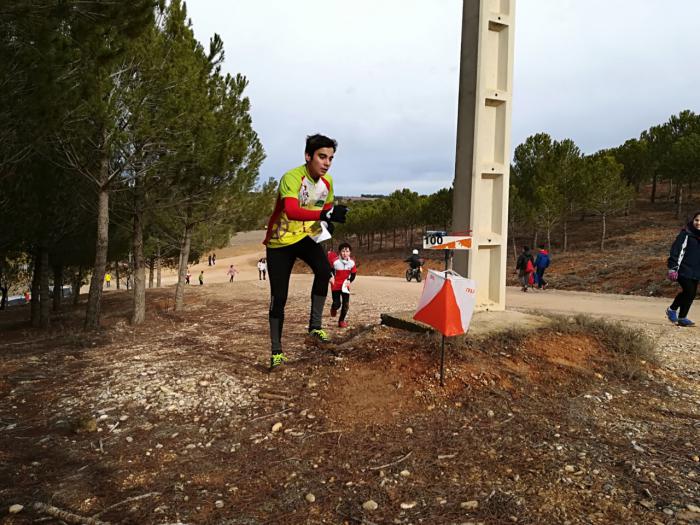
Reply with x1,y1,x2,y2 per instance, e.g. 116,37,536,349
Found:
186,1,700,196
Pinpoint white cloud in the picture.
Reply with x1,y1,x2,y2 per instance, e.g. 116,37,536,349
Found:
186,0,700,195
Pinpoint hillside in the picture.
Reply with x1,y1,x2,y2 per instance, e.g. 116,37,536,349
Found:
350,196,699,298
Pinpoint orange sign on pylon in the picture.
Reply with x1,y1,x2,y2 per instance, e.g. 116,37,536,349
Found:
413,270,477,337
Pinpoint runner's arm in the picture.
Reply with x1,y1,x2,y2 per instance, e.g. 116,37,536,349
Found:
668,231,688,271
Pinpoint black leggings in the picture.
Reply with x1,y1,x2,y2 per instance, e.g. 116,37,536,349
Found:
670,276,699,319
331,291,350,321
267,236,332,337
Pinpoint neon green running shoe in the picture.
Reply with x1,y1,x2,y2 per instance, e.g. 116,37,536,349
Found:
307,328,330,343
270,352,288,369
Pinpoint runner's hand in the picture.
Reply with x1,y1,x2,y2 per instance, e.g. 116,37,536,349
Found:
322,205,349,223
667,270,678,282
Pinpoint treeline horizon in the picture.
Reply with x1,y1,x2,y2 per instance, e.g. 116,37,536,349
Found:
336,109,700,255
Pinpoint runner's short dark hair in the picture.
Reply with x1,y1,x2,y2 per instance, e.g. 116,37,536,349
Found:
338,242,352,252
306,134,337,157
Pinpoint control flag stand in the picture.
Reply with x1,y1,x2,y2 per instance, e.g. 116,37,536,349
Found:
413,231,475,386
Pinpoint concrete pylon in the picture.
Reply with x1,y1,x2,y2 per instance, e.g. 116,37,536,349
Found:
452,0,515,311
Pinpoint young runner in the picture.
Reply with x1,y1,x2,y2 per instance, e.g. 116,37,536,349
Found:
515,246,535,292
666,211,700,327
257,258,267,280
329,242,357,328
534,244,551,289
263,134,348,368
227,264,238,283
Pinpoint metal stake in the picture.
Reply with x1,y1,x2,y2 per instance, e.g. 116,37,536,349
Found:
439,249,452,387
440,335,446,387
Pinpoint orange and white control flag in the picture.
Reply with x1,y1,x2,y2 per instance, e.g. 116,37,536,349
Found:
413,270,477,337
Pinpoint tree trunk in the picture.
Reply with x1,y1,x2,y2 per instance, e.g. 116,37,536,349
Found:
174,222,192,311
156,241,162,287
511,230,517,264
392,228,396,249
40,249,50,328
532,231,538,250
675,184,683,220
563,220,568,252
131,182,146,324
410,227,414,247
600,214,607,251
0,258,5,310
650,172,657,203
85,182,109,330
31,250,41,327
546,228,551,252
148,257,154,288
52,263,63,312
72,266,82,305
379,231,383,251
115,260,120,289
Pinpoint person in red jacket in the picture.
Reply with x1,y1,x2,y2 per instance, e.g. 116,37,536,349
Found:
328,242,357,328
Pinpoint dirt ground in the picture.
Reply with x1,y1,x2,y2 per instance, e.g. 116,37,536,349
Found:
2,245,700,524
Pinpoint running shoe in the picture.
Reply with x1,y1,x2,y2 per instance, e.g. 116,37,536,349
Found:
270,353,288,369
307,328,330,343
677,318,695,327
666,307,678,323
330,307,338,317
338,321,348,328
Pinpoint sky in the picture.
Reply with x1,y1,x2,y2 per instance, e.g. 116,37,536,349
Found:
186,0,700,196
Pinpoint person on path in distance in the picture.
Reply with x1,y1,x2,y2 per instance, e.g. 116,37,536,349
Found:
263,134,348,369
105,272,112,288
208,254,212,266
329,242,357,328
404,249,422,270
198,270,204,286
257,258,267,280
515,246,535,292
212,253,216,266
534,244,551,289
666,211,700,327
185,269,191,285
227,264,239,283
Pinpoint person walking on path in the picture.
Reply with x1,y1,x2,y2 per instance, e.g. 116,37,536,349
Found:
198,271,204,286
208,254,212,266
185,270,191,285
227,264,239,283
515,246,535,292
263,134,348,369
328,242,357,328
257,258,267,280
105,272,112,288
534,244,551,289
666,211,700,327
212,253,216,265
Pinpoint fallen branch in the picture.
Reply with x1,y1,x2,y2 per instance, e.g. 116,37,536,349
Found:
33,502,110,525
92,492,161,519
368,450,413,471
257,392,290,401
248,407,293,422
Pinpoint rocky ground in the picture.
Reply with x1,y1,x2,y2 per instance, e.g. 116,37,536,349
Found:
1,282,699,525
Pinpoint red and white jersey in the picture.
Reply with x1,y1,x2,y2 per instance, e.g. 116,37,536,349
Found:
330,256,357,292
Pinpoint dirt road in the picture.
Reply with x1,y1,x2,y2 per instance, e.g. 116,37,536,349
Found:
177,246,676,328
